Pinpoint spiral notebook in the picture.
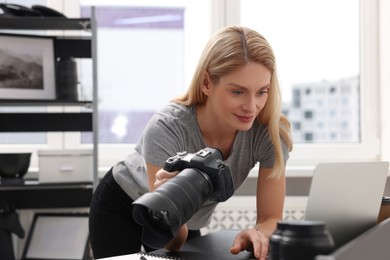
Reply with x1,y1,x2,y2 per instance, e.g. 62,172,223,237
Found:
99,251,183,260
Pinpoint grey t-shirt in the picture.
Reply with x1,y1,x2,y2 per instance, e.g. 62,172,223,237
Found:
113,102,289,229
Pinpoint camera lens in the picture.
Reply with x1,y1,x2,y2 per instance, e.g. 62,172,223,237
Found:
269,220,290,260
279,220,334,260
148,210,170,229
132,168,213,248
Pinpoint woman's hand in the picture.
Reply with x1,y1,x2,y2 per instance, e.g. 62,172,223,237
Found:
153,168,180,190
164,224,188,252
230,228,269,260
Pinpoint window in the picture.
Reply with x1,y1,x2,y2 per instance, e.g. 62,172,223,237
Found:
304,133,314,142
292,89,301,108
240,0,359,143
80,5,186,144
78,1,211,166
304,111,313,119
237,0,381,164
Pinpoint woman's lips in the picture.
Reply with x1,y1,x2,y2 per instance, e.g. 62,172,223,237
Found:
236,115,255,123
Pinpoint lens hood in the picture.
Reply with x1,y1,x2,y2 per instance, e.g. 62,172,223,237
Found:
133,192,179,248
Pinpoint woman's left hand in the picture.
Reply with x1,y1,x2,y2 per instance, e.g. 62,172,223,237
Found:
230,228,269,260
153,168,179,190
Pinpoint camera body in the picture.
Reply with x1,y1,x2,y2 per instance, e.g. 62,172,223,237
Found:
132,147,234,249
163,147,234,202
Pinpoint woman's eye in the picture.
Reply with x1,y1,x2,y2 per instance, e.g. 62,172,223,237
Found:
258,90,269,96
231,90,243,95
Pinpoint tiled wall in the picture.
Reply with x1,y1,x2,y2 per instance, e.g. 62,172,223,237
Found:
201,196,307,234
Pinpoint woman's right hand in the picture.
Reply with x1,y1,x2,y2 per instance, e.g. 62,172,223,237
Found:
165,224,188,252
154,168,180,190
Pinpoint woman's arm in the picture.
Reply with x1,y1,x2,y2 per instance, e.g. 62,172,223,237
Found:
146,163,160,192
145,162,189,251
255,167,285,236
230,167,286,259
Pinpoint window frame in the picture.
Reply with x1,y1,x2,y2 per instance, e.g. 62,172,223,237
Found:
288,0,381,165
379,0,390,162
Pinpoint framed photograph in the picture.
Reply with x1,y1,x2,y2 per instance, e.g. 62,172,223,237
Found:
0,34,55,100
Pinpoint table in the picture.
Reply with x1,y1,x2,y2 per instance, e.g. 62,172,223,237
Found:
98,230,254,260
101,219,390,260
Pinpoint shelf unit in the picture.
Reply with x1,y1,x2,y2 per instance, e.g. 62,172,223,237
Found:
0,7,98,208
0,17,91,30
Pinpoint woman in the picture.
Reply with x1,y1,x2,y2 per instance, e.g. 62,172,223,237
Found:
89,25,293,260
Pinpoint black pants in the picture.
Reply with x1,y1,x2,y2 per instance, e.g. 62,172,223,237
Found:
89,169,201,259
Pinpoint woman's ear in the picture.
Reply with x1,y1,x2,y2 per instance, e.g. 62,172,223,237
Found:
201,72,212,96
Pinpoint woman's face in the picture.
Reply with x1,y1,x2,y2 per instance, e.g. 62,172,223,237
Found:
203,62,271,131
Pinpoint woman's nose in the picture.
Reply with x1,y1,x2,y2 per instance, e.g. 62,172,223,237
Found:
242,96,257,113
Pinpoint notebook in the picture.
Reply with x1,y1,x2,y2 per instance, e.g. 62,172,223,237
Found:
304,161,389,249
98,251,183,260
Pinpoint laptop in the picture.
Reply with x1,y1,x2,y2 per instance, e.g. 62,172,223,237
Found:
304,161,389,249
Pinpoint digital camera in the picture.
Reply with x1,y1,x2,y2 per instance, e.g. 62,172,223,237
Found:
132,147,234,248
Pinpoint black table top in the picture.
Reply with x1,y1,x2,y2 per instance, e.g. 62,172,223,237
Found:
152,229,255,260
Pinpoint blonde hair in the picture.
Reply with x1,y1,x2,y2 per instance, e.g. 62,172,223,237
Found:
175,25,293,178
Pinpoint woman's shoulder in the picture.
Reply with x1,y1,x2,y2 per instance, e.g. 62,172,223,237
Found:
142,102,197,136
156,102,195,121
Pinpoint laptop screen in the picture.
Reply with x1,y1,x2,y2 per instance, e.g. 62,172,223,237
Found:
304,161,389,248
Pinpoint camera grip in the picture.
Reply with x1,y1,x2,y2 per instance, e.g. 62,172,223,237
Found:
163,151,190,172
